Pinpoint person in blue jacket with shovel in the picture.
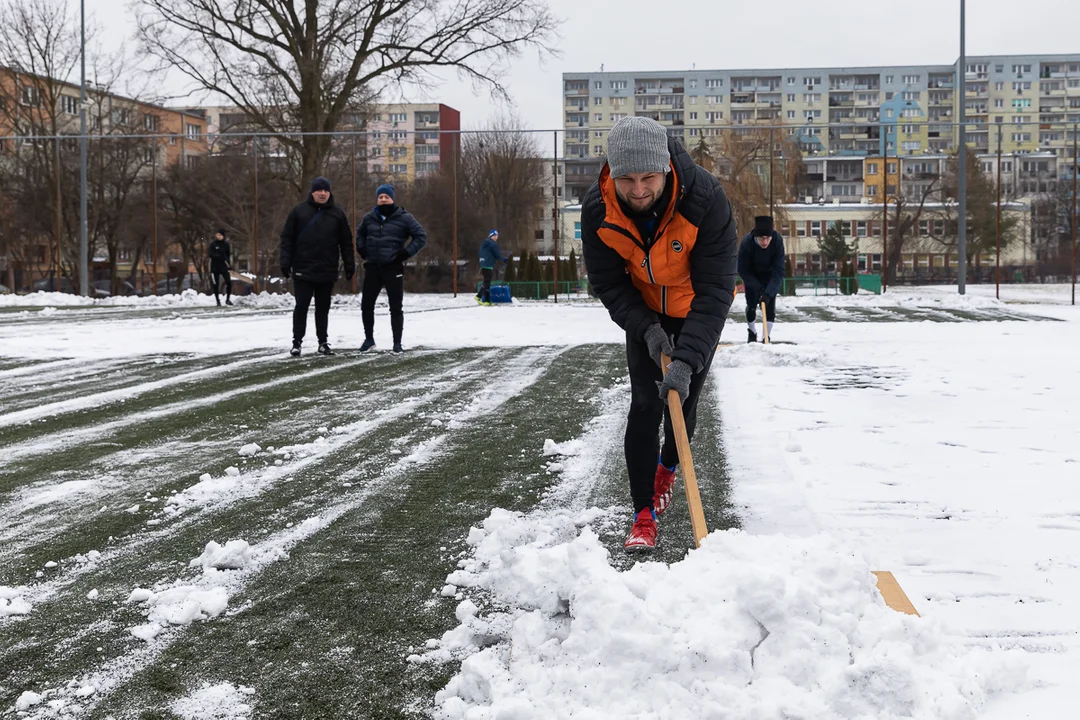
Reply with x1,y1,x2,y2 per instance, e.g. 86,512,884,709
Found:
476,229,510,306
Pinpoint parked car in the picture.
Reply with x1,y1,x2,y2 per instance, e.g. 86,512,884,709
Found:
91,280,137,297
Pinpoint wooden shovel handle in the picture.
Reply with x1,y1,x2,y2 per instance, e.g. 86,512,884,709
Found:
661,353,709,548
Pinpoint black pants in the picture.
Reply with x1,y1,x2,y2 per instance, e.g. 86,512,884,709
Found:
212,271,232,301
478,268,494,302
361,262,404,344
744,285,776,323
293,278,333,345
625,317,717,513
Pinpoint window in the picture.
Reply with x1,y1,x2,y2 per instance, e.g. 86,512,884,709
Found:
885,91,894,100
994,82,1004,90
594,113,602,122
705,95,720,105
796,223,806,237
866,162,878,175
706,111,723,122
803,93,821,103
900,124,917,134
901,141,920,151
810,221,821,237
995,64,1004,73
594,97,603,106
593,131,603,138
143,114,159,131
884,75,894,84
787,77,796,85
1002,161,1013,172
389,146,408,159
689,112,698,120
705,79,722,88
1011,133,1032,143
389,131,407,140
594,81,602,90
805,110,821,119
594,145,603,155
61,95,79,115
689,80,697,89
787,94,795,102
389,163,407,174
885,108,894,118
1012,98,1032,108
804,76,821,87
902,91,920,100
535,229,545,241
995,98,1005,108
887,161,897,174
611,113,627,121
611,80,627,90
901,107,920,118
689,96,697,105
919,219,929,237
787,110,795,119
867,185,879,196
20,85,41,106
574,222,582,240
902,75,920,84
186,123,200,139
857,220,867,237
389,112,407,123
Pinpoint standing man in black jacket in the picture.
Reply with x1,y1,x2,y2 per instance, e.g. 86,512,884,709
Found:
355,184,427,353
582,116,738,553
280,176,355,357
208,229,233,306
737,216,786,343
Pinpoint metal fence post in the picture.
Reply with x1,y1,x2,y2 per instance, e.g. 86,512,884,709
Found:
252,136,259,294
996,123,1002,299
552,130,559,303
452,132,458,297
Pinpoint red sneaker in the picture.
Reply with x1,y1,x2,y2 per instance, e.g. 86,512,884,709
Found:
652,463,677,516
624,507,658,553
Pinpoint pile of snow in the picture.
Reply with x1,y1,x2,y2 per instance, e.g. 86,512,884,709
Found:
15,691,43,710
0,585,32,617
237,443,262,457
126,539,286,641
170,682,255,719
416,509,1026,719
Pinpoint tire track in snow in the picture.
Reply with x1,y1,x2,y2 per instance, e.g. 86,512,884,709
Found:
8,347,558,718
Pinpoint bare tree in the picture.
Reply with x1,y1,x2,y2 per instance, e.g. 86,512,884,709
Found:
883,169,943,285
709,128,804,236
460,116,545,263
135,0,558,190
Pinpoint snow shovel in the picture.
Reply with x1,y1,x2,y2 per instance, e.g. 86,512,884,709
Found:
661,353,709,548
760,301,770,344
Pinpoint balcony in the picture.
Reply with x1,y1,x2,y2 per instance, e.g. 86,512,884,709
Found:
414,120,440,129
730,93,755,105
564,86,589,96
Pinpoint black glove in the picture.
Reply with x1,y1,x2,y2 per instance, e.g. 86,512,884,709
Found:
643,323,675,370
394,250,410,263
281,267,290,279
657,359,692,406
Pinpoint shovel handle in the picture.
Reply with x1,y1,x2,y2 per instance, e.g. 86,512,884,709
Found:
661,353,709,548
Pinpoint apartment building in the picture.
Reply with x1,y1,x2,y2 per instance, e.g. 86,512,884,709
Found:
1,66,208,290
186,102,461,184
562,54,1080,202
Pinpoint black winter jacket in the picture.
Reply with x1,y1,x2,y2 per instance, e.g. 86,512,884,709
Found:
355,205,427,266
208,239,231,273
581,138,739,372
737,231,786,297
279,194,356,284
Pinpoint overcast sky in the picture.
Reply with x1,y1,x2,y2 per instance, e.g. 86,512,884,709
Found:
91,0,1080,130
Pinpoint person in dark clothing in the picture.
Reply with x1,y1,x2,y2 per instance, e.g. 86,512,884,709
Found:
737,216,786,343
476,229,510,305
355,183,427,353
208,229,233,306
582,116,738,553
279,176,355,357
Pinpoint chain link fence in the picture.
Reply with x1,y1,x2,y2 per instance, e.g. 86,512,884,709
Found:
0,121,1076,301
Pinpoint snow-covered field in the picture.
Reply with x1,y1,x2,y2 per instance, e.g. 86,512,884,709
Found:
1,287,1077,718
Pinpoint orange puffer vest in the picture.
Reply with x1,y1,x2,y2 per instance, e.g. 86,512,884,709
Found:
595,165,701,317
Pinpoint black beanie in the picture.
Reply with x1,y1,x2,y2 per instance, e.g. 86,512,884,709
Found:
311,176,331,193
215,228,227,238
754,216,774,237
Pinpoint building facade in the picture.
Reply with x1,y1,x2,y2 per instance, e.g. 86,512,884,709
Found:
562,54,1080,204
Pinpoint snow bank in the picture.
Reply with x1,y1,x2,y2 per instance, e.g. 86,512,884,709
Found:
126,539,286,641
418,510,1026,720
170,682,255,719
0,585,32,617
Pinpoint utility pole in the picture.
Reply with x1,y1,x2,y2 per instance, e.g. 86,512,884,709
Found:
957,0,968,294
78,0,88,296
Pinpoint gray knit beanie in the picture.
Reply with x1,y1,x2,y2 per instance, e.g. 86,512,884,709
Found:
607,116,671,178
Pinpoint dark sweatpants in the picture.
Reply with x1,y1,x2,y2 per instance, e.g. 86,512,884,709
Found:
743,284,776,324
361,262,404,344
478,268,494,303
625,316,717,514
292,278,333,345
212,271,232,302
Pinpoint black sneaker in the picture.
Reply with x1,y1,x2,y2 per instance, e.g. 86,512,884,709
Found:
392,343,404,354
318,343,335,356
747,329,757,344
290,340,301,357
359,338,376,352
226,299,233,306
216,298,221,307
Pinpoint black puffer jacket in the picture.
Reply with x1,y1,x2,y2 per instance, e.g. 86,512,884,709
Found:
581,138,738,372
279,194,356,284
208,239,231,273
355,205,427,266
